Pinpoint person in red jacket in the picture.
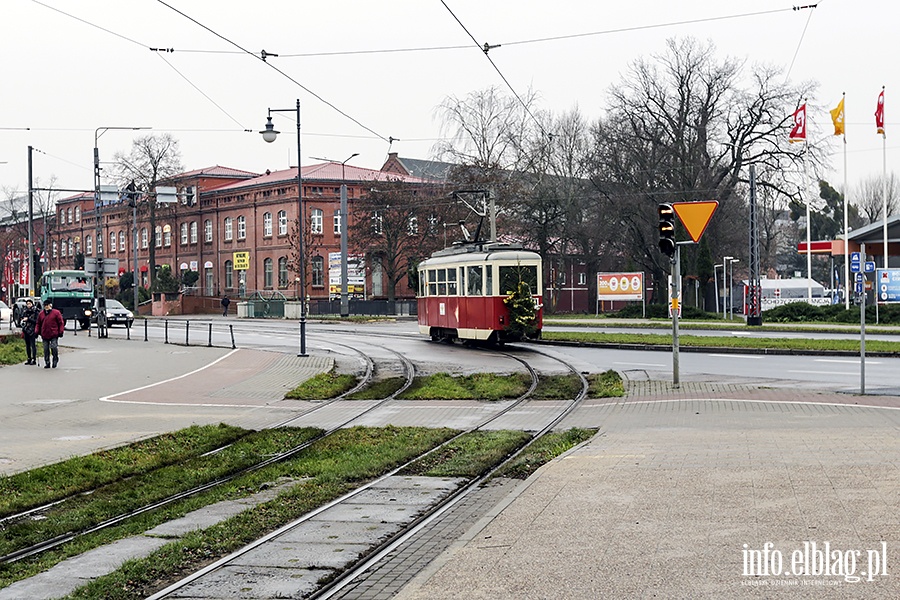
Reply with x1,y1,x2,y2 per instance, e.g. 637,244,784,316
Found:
36,299,65,369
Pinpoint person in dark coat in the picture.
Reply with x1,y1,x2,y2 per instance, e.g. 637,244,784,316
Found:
20,299,39,365
36,299,65,369
221,294,231,316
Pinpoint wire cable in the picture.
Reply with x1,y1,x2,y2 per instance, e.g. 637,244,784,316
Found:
154,53,248,130
154,0,390,144
785,4,819,81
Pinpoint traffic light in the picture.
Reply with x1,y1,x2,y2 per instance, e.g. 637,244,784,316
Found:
658,203,676,257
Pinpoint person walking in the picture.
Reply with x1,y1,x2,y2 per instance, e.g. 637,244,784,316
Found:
36,299,65,369
221,294,231,316
20,298,39,365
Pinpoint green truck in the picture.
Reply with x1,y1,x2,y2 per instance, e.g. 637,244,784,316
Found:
38,270,94,329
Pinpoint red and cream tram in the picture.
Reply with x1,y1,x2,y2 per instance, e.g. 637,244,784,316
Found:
417,242,543,344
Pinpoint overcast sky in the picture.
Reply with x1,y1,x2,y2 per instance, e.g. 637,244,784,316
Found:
1,0,896,201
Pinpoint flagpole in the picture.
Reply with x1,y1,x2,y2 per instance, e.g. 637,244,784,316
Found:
842,93,850,310
881,86,888,271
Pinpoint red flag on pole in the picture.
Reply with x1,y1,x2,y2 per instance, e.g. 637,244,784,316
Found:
876,88,885,135
789,104,807,143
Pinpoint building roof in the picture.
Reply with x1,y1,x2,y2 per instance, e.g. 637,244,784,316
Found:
208,163,437,193
171,165,260,180
846,214,900,244
381,153,454,181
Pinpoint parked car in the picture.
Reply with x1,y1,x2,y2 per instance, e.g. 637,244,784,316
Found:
0,300,11,326
92,299,134,327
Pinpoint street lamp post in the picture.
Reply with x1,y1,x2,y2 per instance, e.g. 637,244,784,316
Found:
311,153,359,317
93,126,149,329
721,256,733,319
727,258,740,320
261,100,307,356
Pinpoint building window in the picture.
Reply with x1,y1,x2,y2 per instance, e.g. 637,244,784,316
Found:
224,217,233,241
278,210,287,235
237,215,246,240
224,260,233,288
141,227,148,249
67,208,72,224
372,211,383,235
278,256,288,288
85,235,92,256
52,241,58,258
74,206,80,222
204,219,212,242
311,209,323,234
163,225,172,247
333,211,341,235
181,222,188,245
263,258,273,288
190,221,198,244
578,272,586,285
155,226,162,248
109,232,116,253
263,212,272,237
311,255,324,287
119,231,125,252
407,216,418,236
96,235,102,255
68,238,74,257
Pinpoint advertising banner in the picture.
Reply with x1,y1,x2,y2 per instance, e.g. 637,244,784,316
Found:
597,272,644,301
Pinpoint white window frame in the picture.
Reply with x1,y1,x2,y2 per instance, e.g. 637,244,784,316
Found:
311,208,323,234
237,215,246,240
224,217,233,241
263,212,272,237
278,210,288,235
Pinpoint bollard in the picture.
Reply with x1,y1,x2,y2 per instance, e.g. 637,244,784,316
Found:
208,323,213,347
144,319,148,342
126,319,131,340
229,324,236,349
164,320,169,344
185,320,190,346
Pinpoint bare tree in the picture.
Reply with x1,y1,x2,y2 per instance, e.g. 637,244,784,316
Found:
589,37,819,302
112,134,184,284
852,173,899,224
350,180,452,301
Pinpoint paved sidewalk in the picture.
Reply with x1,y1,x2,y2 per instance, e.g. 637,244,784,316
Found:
1,334,330,475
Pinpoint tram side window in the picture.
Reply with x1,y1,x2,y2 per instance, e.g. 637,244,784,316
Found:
467,265,483,296
447,267,457,295
427,269,437,296
499,265,538,295
419,271,425,297
459,267,465,296
437,268,447,295
485,265,493,296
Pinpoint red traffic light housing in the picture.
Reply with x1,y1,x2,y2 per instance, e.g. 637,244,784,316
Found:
658,203,676,257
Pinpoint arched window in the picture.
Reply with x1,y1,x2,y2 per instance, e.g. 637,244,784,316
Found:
141,227,148,249
278,210,287,235
52,241,58,258
237,215,246,240
311,208,323,234
263,257,273,288
278,257,288,288
67,238,74,257
263,212,272,237
119,231,125,252
155,226,162,248
66,208,72,224
180,222,188,245
224,260,233,289
190,221,198,244
74,206,80,222
311,255,325,286
163,224,172,247
224,217,233,241
109,232,116,253
204,219,212,242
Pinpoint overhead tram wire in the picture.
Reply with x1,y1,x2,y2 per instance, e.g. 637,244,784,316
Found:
154,0,391,145
785,3,820,81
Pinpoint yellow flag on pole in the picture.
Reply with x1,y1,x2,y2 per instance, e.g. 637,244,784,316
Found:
830,97,845,136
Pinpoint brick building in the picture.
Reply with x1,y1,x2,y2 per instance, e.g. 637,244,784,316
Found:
50,161,436,301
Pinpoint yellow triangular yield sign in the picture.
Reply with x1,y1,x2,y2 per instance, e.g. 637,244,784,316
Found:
672,201,718,243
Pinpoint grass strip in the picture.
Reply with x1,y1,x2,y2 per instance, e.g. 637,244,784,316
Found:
0,424,248,518
346,376,407,399
0,335,26,365
542,330,900,353
285,371,358,399
398,372,531,400
532,374,584,399
400,430,532,478
588,369,625,398
494,428,596,480
0,427,322,560
59,425,457,600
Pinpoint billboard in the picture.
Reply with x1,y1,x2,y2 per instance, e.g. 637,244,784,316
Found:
597,272,644,301
876,269,900,303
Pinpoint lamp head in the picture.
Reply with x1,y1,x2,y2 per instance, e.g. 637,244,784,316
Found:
260,116,280,143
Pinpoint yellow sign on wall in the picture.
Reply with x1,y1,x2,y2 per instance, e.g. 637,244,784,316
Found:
233,251,250,271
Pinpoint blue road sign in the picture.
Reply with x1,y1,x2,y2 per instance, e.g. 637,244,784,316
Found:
865,261,876,273
851,252,862,262
855,282,864,293
876,269,900,302
855,272,864,283
851,262,861,273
